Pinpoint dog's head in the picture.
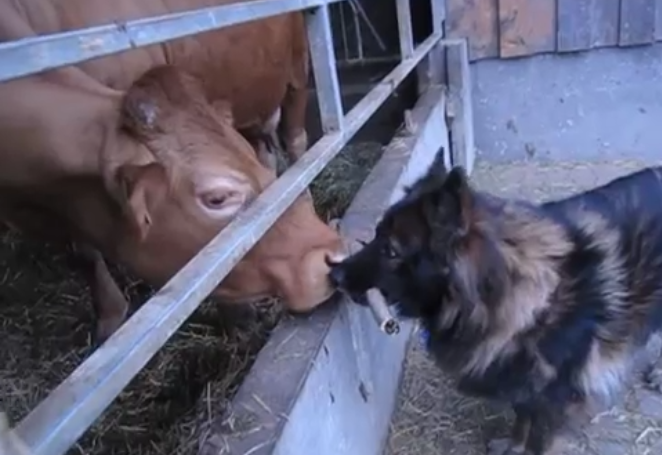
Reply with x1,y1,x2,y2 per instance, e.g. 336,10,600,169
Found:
329,147,509,326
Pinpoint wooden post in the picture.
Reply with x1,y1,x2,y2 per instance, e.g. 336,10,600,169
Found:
445,38,475,174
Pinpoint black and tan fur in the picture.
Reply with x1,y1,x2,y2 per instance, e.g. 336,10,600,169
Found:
328,148,662,455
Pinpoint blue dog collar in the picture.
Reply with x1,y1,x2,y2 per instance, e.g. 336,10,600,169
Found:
418,326,430,347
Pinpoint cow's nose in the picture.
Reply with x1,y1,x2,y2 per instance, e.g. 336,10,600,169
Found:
327,263,346,289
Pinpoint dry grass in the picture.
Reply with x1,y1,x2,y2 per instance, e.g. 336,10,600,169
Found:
0,140,383,455
310,141,384,221
386,159,662,455
0,225,281,455
386,343,508,455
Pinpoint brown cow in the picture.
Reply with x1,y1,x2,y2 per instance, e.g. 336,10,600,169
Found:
0,0,345,346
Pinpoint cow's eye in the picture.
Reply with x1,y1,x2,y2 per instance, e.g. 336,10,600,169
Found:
197,180,250,217
202,193,228,209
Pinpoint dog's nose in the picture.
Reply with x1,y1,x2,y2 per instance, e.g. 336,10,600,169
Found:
328,264,346,288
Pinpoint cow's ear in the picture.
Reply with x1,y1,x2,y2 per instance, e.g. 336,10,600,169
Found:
211,99,235,126
115,162,168,241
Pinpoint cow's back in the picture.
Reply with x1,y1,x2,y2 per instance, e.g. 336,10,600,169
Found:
1,0,306,127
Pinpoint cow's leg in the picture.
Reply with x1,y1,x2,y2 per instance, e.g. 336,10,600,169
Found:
73,243,129,347
263,108,283,153
0,202,128,346
253,136,278,171
260,108,287,173
280,83,309,163
241,113,282,172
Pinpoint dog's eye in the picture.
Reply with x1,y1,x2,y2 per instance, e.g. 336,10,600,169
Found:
382,243,399,259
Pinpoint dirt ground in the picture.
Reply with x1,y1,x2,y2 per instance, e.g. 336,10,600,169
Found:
386,159,662,455
0,141,382,455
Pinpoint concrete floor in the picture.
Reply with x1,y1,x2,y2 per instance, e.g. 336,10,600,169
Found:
385,159,662,455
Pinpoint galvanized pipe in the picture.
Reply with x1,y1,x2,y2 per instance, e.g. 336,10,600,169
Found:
0,0,343,83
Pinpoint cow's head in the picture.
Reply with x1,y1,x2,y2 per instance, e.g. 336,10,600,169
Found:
108,65,345,312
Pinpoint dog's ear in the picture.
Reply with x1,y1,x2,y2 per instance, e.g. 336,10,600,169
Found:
428,146,448,179
405,146,448,195
438,166,474,235
445,166,467,193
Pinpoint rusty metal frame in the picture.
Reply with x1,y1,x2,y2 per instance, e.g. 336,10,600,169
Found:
0,1,452,454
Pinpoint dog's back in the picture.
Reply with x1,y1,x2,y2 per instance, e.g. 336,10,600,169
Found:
543,166,662,342
544,166,662,224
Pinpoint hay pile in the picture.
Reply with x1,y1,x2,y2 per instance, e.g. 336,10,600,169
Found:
0,140,383,455
310,141,384,221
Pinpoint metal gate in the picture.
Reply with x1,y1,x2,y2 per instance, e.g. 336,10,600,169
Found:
0,1,476,454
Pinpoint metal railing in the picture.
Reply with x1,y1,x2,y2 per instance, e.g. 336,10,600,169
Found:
0,0,446,454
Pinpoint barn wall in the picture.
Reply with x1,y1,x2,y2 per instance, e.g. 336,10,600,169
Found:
445,0,662,163
471,43,662,163
446,0,662,62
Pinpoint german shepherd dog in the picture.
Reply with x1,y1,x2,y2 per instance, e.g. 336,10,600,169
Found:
328,148,662,455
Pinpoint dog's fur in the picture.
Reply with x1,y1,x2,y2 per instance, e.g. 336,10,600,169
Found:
329,149,662,455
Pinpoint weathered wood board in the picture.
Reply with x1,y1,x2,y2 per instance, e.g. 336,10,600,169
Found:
445,0,660,60
498,0,556,58
620,0,656,46
446,0,499,60
557,0,619,52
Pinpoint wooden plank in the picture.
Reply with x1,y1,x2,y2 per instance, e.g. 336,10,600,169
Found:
558,0,619,52
656,0,662,41
498,0,556,58
557,0,591,52
589,0,620,47
446,0,499,61
620,0,655,46
445,39,476,175
416,41,444,96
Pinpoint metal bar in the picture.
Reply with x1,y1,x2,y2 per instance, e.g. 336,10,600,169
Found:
338,1,350,61
336,55,401,68
348,0,365,61
416,0,446,94
306,5,344,132
431,0,445,33
0,0,343,83
348,0,388,52
15,31,443,455
396,0,414,58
